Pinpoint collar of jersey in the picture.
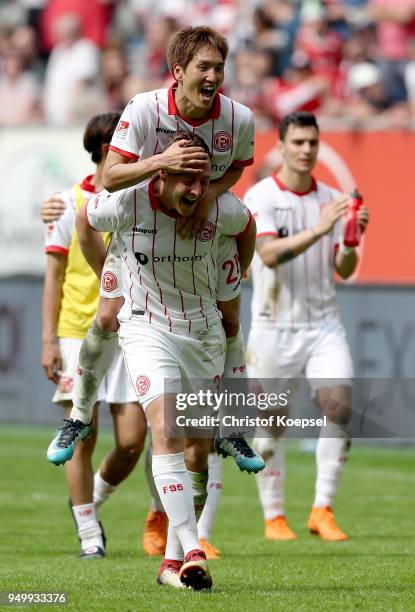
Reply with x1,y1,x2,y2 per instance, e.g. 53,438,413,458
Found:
148,176,181,219
168,83,221,126
273,173,317,196
79,175,96,193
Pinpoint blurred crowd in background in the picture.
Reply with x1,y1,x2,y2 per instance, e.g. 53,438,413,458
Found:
1,0,415,129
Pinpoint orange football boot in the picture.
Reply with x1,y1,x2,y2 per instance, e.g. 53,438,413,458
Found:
308,506,348,541
143,509,167,556
265,515,297,540
199,538,221,559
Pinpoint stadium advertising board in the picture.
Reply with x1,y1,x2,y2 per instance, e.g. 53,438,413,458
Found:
0,127,91,276
0,128,413,284
235,130,415,285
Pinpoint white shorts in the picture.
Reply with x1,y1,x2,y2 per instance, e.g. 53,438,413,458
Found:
118,319,226,410
100,236,123,299
53,337,136,405
246,320,353,394
99,235,240,302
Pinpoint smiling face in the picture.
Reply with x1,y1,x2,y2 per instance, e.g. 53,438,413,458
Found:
160,164,211,217
279,124,319,175
173,45,225,116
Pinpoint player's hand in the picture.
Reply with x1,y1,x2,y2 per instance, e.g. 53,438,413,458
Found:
314,195,350,237
41,194,66,223
358,205,369,233
158,140,210,174
42,340,62,384
177,191,213,239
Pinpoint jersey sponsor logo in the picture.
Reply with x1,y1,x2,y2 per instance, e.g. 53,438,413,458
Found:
102,271,118,291
156,127,175,135
213,130,233,152
58,375,73,393
132,226,157,235
134,252,205,264
136,375,150,396
197,222,216,242
116,120,129,140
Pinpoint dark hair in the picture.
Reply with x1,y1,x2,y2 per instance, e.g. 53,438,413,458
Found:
279,112,319,141
83,112,121,163
167,26,228,74
166,130,212,158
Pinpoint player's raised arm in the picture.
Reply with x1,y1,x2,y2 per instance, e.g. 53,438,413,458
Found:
103,139,210,193
257,195,350,269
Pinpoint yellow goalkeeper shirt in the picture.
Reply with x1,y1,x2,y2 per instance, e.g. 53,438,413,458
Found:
44,176,110,339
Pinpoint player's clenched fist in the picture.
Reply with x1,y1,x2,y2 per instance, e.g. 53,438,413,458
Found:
158,139,210,174
314,195,350,237
42,340,62,384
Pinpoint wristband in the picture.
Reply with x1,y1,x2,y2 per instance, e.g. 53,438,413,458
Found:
340,244,354,255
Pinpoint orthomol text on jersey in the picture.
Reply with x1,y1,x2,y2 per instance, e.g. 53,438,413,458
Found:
134,252,208,265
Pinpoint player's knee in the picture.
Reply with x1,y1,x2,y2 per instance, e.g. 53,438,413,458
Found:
97,300,119,332
185,439,209,472
221,318,240,339
322,399,351,425
116,439,143,463
218,299,240,338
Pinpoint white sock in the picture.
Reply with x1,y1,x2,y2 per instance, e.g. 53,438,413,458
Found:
198,452,223,541
255,437,285,520
72,503,104,550
93,471,116,508
145,444,164,512
152,452,199,557
313,420,351,507
70,319,118,423
165,521,184,561
223,328,246,379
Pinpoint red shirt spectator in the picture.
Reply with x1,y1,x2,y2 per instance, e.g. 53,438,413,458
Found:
40,0,113,51
370,0,415,61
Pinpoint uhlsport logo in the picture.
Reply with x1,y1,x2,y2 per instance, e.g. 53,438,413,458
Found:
102,271,118,292
213,131,233,152
136,375,150,396
197,222,216,242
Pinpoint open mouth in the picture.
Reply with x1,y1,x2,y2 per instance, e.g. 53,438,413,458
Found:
200,85,215,101
181,196,197,207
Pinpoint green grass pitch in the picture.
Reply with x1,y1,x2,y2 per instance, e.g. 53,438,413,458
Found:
0,424,413,611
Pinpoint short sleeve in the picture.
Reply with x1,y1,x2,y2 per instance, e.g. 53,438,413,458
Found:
244,184,278,238
86,190,124,233
109,94,150,160
218,192,252,237
232,107,254,168
44,189,75,255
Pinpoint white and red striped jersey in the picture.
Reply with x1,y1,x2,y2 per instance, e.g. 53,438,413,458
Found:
87,177,252,334
245,175,344,329
110,84,254,181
